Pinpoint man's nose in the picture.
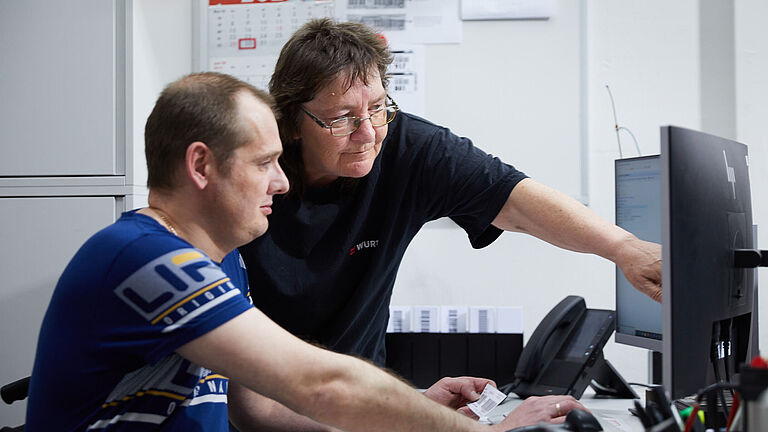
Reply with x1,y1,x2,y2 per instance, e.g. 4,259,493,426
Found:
270,163,290,195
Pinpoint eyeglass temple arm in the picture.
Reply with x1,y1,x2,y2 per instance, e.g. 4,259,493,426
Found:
301,107,332,129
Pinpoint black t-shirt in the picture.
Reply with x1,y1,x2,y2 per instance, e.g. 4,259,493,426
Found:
239,112,527,365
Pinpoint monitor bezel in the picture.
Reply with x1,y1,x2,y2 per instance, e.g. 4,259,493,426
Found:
660,125,755,399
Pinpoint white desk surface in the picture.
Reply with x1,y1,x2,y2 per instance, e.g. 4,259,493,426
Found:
490,393,645,432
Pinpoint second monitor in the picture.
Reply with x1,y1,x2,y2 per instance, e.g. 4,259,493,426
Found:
615,126,760,401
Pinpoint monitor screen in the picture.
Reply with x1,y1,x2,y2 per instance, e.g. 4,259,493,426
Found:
661,125,757,399
615,156,663,351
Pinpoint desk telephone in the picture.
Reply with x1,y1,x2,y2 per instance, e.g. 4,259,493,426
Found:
501,296,637,399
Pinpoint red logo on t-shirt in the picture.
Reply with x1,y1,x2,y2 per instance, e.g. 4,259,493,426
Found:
349,240,379,256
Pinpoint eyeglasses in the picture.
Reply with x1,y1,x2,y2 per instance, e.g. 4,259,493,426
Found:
301,95,399,137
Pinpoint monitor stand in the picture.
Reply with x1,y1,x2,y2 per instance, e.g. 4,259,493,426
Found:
581,352,638,399
649,351,663,385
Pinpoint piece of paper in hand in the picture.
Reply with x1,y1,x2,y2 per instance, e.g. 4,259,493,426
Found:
467,384,507,418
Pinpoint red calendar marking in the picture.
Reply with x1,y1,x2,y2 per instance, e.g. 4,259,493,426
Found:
210,0,288,5
238,38,257,49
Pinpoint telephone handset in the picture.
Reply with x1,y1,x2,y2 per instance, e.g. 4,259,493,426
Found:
514,296,586,383
501,295,638,399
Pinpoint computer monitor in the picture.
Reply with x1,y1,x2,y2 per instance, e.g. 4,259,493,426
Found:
615,155,663,352
661,125,758,399
615,127,759,400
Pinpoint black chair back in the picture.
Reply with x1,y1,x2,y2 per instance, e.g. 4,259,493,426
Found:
1,376,29,432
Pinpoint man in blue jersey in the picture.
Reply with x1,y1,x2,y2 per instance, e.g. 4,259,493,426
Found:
26,72,583,431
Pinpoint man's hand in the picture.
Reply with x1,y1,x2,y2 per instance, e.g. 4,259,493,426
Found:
422,376,496,416
614,238,662,302
493,395,586,431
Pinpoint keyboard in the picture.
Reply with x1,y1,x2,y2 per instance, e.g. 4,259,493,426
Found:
484,397,641,431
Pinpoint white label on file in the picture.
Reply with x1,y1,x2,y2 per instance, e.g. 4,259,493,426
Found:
420,309,431,332
393,310,403,332
479,309,489,333
448,309,458,332
387,306,411,333
440,306,467,333
412,306,438,332
469,306,495,333
496,307,523,334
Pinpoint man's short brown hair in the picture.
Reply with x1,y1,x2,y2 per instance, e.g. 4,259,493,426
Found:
269,18,393,196
145,72,274,189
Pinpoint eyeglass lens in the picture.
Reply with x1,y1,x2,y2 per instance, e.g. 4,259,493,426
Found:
330,106,397,136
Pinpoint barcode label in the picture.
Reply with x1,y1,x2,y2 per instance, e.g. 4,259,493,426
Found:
420,309,431,332
347,14,406,31
390,54,412,72
393,310,402,332
347,0,405,9
388,306,412,332
390,75,415,93
467,384,507,418
440,306,466,333
477,398,498,412
448,309,458,333
392,55,410,69
478,309,488,333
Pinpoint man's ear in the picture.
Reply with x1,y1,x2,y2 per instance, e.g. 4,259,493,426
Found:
186,141,214,190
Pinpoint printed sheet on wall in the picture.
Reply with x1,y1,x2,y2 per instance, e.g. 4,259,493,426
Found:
199,0,462,116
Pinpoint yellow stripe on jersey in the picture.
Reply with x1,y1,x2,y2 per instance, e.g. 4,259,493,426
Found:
171,251,204,265
150,278,230,324
145,390,188,400
101,389,187,408
200,374,227,383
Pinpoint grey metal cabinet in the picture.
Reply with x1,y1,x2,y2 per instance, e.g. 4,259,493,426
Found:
0,0,135,426
0,0,126,176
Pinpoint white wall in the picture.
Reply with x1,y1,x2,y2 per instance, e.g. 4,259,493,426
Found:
130,0,194,201
735,0,768,358
423,0,584,203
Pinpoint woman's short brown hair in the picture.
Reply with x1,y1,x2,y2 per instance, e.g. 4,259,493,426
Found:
269,18,393,196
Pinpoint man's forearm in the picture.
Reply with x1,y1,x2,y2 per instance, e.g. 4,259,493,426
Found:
178,309,490,432
292,352,486,432
229,382,340,432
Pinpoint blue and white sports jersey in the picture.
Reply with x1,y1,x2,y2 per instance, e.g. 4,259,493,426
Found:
26,211,253,431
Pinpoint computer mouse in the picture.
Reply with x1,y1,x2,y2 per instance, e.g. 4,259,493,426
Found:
564,409,603,432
